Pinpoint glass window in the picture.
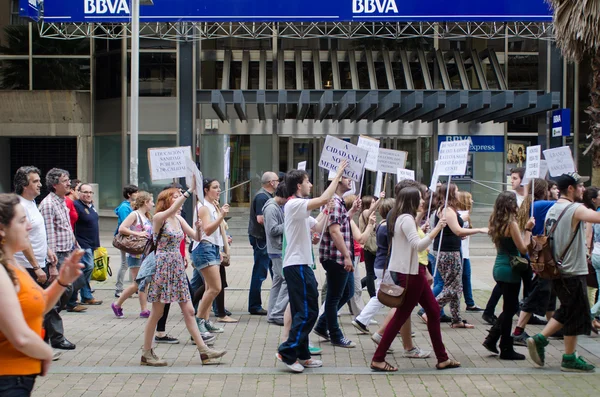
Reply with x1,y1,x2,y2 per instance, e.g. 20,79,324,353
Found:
229,61,242,90
94,135,122,210
392,61,408,89
127,53,177,96
486,64,500,90
10,0,28,26
0,60,29,90
248,61,260,89
374,62,389,89
32,59,90,90
284,62,295,89
95,53,121,99
32,27,89,55
356,60,370,89
303,62,315,89
508,38,539,53
202,60,219,89
338,61,353,89
0,25,29,55
321,61,334,89
507,54,539,90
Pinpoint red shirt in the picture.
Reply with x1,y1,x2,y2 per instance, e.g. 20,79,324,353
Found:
65,197,78,231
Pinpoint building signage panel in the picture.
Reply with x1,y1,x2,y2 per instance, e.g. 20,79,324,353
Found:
437,135,504,153
31,0,553,23
551,109,571,138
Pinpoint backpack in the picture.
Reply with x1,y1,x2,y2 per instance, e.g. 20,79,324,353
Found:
528,203,579,280
92,247,112,282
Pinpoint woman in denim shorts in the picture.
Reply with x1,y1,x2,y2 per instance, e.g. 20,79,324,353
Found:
192,178,233,333
111,191,154,318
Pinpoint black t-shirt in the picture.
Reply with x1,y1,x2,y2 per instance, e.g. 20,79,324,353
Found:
74,200,101,250
248,187,273,240
433,210,463,252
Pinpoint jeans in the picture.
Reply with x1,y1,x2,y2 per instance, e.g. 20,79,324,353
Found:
68,248,94,307
267,256,288,322
315,259,351,343
0,375,36,397
278,265,319,365
347,257,364,315
115,250,128,293
462,258,475,307
248,235,272,312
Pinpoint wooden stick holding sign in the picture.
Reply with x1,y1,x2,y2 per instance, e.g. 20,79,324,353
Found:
433,140,470,281
427,161,440,221
524,145,542,218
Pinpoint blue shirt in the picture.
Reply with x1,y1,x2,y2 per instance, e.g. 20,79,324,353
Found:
114,200,132,235
532,200,555,235
74,200,101,249
373,222,389,270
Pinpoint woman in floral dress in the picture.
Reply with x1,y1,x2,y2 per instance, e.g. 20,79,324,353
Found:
141,185,226,366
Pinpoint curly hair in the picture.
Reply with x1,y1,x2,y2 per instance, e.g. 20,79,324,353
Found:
155,188,180,214
517,178,548,230
489,191,518,247
0,194,20,285
45,168,69,193
13,166,41,195
133,191,154,220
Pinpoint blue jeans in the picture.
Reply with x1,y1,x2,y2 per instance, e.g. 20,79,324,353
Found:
462,258,475,307
248,235,272,312
68,248,94,307
0,375,36,397
315,259,351,343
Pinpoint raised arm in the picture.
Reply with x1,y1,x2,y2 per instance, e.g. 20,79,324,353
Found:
197,202,227,237
176,215,202,241
351,214,376,244
306,160,348,211
153,193,190,231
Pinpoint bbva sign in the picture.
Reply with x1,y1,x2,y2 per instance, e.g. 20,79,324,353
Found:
84,0,130,14
352,0,399,14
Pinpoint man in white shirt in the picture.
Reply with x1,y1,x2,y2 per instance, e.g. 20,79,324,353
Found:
276,160,347,373
13,166,75,351
510,167,527,207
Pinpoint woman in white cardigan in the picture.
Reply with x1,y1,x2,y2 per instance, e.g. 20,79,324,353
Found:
370,187,460,372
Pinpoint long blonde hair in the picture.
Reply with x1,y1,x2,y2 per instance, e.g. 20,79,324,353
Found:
133,191,153,220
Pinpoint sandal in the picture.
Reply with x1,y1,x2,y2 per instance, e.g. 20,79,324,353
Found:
417,312,428,324
217,316,238,323
436,359,461,370
450,320,475,329
370,361,398,372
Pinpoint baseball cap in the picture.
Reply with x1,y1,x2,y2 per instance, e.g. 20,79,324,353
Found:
554,172,590,191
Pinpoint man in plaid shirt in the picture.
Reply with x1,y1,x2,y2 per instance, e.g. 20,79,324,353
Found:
313,176,357,348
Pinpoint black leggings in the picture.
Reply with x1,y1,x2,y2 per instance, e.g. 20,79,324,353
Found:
493,281,521,347
192,266,228,317
363,250,377,298
157,303,170,333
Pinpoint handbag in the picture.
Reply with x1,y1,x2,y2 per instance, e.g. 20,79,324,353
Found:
112,213,149,255
509,254,529,273
377,221,408,308
91,247,112,282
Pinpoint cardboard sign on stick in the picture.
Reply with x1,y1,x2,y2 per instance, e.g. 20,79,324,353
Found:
524,145,542,180
376,148,408,174
297,161,307,171
429,161,440,191
319,135,368,182
540,160,549,179
437,140,470,176
357,135,380,172
148,146,192,181
397,168,415,182
374,171,383,197
543,146,575,177
185,156,204,204
224,147,231,179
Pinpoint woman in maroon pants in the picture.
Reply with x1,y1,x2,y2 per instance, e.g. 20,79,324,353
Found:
370,187,461,372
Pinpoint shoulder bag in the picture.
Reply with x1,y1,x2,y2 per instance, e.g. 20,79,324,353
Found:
112,212,148,255
377,218,408,308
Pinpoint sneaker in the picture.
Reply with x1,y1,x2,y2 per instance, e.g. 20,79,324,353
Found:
204,320,224,333
561,353,596,372
52,351,63,361
528,315,548,326
111,303,124,319
482,313,497,325
527,334,549,367
512,332,530,347
190,333,216,346
466,305,484,312
309,345,323,355
331,338,356,348
276,353,304,373
298,358,323,368
139,310,151,318
196,318,209,333
369,320,379,325
403,347,431,359
155,334,180,344
371,332,394,353
313,328,330,341
351,319,370,335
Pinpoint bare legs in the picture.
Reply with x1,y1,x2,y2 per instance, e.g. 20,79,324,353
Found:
196,266,222,320
114,267,147,312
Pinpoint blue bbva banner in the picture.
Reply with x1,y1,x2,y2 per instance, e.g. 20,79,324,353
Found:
438,135,504,153
24,0,552,23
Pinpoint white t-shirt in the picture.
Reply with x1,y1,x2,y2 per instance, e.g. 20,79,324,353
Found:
192,201,223,251
15,196,47,269
283,198,316,268
458,210,470,259
515,191,525,207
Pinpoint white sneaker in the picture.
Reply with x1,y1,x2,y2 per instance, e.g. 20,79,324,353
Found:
52,351,63,361
403,347,431,359
298,358,323,368
369,319,379,325
276,353,304,373
371,332,394,354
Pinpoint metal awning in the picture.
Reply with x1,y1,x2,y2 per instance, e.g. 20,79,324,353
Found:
198,89,559,123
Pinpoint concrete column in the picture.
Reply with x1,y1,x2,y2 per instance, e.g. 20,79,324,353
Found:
539,42,564,149
179,41,194,225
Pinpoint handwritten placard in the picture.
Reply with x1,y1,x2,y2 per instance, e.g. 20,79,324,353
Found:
437,140,470,176
357,135,380,172
376,148,408,174
185,156,204,204
543,146,575,177
524,145,542,179
374,171,383,197
429,161,440,191
319,135,368,182
148,146,192,181
297,161,307,171
397,168,415,182
224,147,231,180
540,160,549,179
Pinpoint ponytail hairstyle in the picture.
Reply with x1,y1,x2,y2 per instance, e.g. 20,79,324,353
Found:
0,194,20,285
517,178,548,231
133,191,153,220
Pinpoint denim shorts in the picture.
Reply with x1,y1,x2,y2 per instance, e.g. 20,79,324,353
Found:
127,256,142,268
192,241,221,270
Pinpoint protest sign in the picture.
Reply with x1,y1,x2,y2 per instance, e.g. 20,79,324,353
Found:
357,135,380,172
224,147,231,179
374,171,383,197
524,145,542,179
397,168,415,182
543,146,575,177
376,148,408,174
437,140,470,176
540,160,549,179
148,146,192,181
429,161,440,191
319,135,368,182
297,161,307,171
185,156,204,204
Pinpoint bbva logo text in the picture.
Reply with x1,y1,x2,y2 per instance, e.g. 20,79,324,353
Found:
352,0,398,13
84,0,130,14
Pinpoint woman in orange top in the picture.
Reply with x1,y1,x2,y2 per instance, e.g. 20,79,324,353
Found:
0,194,84,396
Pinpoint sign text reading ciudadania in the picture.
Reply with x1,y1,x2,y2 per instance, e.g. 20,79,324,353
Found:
148,146,192,181
319,136,367,182
32,0,553,22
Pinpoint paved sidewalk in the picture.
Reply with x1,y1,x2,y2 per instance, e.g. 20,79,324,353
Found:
32,237,600,396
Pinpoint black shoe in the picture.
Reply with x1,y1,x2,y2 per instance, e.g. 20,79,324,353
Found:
249,309,267,315
114,292,121,298
528,316,548,326
482,330,501,354
482,313,497,325
440,314,453,323
52,339,76,350
268,318,284,326
466,306,484,312
313,327,330,341
351,319,370,334
499,347,526,361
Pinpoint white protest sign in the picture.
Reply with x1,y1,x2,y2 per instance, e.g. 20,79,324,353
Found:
429,161,440,191
374,171,383,197
376,148,408,174
397,168,415,182
319,135,368,182
357,135,380,172
297,161,307,171
540,160,549,179
224,147,231,179
185,156,204,203
148,146,192,181
543,146,575,177
437,140,470,176
524,145,542,179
